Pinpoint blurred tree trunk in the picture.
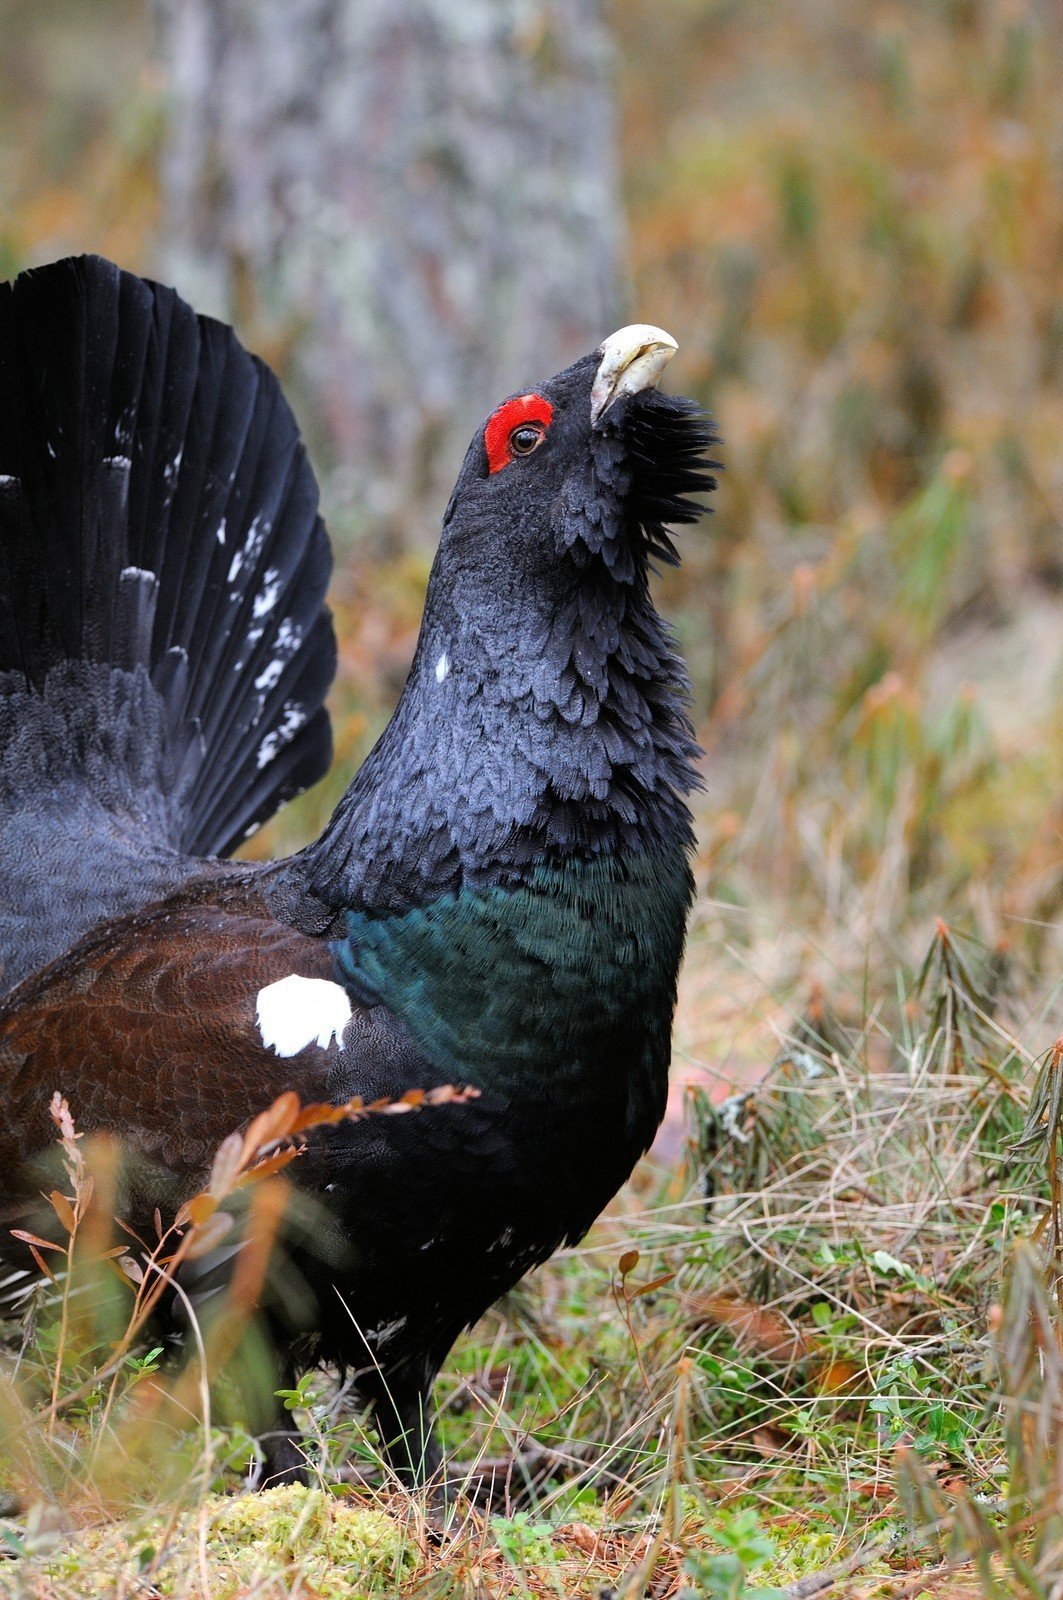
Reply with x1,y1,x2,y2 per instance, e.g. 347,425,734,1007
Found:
154,0,622,549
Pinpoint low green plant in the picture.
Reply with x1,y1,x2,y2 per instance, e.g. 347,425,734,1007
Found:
682,1509,786,1600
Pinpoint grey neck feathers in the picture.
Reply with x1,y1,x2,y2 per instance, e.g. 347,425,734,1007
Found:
300,560,699,916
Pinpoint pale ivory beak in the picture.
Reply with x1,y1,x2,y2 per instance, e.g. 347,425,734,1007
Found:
589,324,679,425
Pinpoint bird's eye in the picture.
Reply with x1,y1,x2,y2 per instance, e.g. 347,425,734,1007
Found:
509,422,545,456
484,393,554,473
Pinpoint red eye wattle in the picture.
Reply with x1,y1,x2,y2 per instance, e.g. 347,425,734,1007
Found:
484,394,554,474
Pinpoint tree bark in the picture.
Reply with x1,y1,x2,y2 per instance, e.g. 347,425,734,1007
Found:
154,0,622,548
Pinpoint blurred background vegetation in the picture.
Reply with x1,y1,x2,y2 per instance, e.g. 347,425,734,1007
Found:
7,9,1063,1589
4,0,1063,1098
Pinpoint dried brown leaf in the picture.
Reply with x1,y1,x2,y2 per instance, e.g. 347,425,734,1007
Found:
628,1271,676,1300
287,1084,478,1135
751,1424,792,1455
46,1190,76,1235
28,1245,56,1283
184,1193,218,1228
562,1523,602,1557
10,1228,63,1254
117,1254,144,1285
236,1146,303,1186
241,1091,301,1166
687,1291,811,1364
290,1100,356,1132
818,1357,861,1393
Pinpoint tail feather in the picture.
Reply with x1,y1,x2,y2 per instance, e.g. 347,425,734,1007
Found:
0,254,336,857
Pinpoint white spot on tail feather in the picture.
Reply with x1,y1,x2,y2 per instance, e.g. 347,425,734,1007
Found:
217,516,227,546
253,568,283,618
435,651,449,683
256,700,307,768
275,617,302,656
255,658,285,692
228,514,269,585
256,974,351,1057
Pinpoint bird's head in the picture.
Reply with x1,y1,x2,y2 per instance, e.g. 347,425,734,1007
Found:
432,325,716,597
406,325,718,793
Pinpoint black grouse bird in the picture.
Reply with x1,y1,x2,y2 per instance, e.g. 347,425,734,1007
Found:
0,255,717,1485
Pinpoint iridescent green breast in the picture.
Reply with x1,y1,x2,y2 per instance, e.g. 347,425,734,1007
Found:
333,847,692,1138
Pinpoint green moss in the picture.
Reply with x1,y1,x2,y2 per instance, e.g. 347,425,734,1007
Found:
211,1486,412,1593
0,1487,414,1599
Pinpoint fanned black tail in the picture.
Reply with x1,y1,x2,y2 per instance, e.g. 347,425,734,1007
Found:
0,254,335,857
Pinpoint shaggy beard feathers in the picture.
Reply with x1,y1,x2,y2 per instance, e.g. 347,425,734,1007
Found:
617,389,720,566
564,390,719,580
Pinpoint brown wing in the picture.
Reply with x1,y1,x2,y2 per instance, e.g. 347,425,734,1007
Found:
0,887,344,1180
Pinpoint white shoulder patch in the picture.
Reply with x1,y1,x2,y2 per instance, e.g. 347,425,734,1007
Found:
435,650,450,683
256,974,352,1057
